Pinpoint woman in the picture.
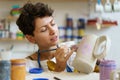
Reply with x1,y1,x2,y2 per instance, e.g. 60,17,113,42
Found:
16,2,75,72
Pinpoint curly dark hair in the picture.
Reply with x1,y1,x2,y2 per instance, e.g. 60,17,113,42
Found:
16,2,54,36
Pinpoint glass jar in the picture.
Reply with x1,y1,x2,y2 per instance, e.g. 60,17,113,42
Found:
99,60,116,80
0,60,11,80
11,59,26,80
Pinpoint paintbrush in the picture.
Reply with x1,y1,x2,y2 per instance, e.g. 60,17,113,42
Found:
39,45,59,53
54,76,61,80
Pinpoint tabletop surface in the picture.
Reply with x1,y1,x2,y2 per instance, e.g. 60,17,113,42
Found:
26,71,99,80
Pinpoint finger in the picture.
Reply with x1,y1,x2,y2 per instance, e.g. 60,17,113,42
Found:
55,49,65,58
60,46,70,55
55,46,67,56
61,45,68,51
60,47,69,58
71,44,79,52
57,51,65,58
54,47,61,57
65,49,75,61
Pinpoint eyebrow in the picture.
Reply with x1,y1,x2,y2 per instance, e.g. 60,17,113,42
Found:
40,18,54,28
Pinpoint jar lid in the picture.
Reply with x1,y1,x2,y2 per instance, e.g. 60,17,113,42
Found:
0,60,11,66
33,78,49,80
29,68,43,74
11,59,26,64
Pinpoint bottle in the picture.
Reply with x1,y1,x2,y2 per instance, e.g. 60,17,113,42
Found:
95,0,104,13
58,26,65,42
16,30,24,40
113,0,120,12
65,18,73,41
104,0,112,12
77,18,85,41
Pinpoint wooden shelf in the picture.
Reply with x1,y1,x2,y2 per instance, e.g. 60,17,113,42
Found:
87,24,117,28
0,38,27,41
6,15,19,21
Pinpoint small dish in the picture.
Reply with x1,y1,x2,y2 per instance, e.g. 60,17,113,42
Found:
33,78,49,80
29,68,43,74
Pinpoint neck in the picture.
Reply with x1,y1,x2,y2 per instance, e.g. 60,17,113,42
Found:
40,52,54,60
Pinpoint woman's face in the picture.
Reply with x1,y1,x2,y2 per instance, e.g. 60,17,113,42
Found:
33,16,59,49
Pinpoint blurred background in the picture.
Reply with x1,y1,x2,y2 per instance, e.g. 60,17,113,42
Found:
0,0,120,68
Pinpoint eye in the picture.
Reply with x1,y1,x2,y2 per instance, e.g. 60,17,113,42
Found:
51,20,56,27
51,23,55,26
40,27,47,32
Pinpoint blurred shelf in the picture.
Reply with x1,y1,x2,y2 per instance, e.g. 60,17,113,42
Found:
87,18,118,28
87,24,118,28
6,15,19,21
0,38,27,41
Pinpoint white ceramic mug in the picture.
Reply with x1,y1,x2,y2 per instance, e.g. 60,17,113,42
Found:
72,34,111,73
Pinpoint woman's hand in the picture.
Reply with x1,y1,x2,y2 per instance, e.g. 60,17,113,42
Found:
54,45,75,72
71,44,79,52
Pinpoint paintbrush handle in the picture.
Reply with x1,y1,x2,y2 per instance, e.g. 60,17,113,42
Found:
39,45,59,53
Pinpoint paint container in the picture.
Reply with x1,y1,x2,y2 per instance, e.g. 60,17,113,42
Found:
0,60,11,80
65,27,73,41
73,27,79,43
104,0,112,12
58,26,65,42
113,0,120,12
11,59,26,80
99,60,116,80
65,18,73,41
95,0,104,13
77,18,85,39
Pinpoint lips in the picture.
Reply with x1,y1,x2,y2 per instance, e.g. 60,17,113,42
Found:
50,36,58,42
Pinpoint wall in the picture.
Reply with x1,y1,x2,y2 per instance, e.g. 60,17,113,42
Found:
86,12,120,68
0,0,120,68
0,0,89,58
0,0,89,26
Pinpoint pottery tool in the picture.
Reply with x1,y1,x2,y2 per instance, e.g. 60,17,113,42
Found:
54,77,61,80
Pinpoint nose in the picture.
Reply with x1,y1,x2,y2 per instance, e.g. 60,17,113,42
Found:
48,25,55,35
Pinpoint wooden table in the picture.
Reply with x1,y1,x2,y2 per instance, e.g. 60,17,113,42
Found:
26,71,99,80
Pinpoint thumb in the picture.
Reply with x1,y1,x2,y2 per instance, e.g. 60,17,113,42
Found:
66,48,75,60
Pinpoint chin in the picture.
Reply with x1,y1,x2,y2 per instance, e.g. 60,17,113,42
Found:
53,42,58,46
52,41,59,46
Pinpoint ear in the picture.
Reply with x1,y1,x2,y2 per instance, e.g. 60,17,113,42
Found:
25,35,36,44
